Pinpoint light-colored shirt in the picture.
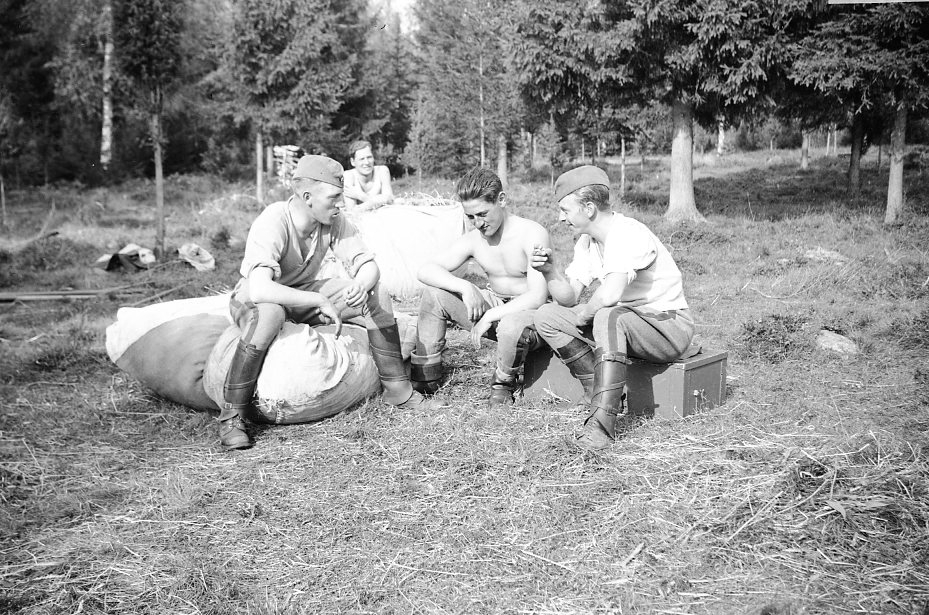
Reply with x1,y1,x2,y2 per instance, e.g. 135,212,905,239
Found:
240,198,374,287
565,213,688,311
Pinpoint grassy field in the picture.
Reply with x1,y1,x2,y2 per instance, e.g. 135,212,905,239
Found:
1,150,928,614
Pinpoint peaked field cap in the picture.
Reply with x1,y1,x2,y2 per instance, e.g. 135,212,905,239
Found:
554,165,610,202
293,155,343,188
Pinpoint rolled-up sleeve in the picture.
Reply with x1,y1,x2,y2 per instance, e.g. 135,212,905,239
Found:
330,216,375,277
240,215,285,280
565,236,594,287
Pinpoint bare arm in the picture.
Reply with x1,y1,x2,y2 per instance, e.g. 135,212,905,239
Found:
417,234,475,295
246,267,342,333
418,234,488,322
576,271,628,323
375,166,394,202
530,246,584,307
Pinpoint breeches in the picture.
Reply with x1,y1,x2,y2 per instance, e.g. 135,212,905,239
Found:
415,286,542,379
229,276,396,349
534,303,694,363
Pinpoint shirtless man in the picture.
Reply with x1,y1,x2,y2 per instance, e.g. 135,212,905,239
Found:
342,140,394,211
412,167,551,407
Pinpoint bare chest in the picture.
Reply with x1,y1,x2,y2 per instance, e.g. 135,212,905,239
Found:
472,241,527,278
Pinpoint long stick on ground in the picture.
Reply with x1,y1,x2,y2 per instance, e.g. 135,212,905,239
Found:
0,280,156,303
126,282,191,308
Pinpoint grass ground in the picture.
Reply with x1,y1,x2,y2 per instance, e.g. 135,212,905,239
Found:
1,149,928,614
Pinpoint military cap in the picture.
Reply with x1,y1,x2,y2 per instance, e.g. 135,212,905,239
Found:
554,165,610,203
293,155,344,189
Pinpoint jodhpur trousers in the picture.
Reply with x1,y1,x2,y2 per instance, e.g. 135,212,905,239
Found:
534,303,695,363
415,286,543,383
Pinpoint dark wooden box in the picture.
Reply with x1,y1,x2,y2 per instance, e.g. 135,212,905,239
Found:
522,347,728,420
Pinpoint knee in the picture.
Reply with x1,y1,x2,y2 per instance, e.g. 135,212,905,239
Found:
419,286,451,315
251,302,285,343
533,303,562,336
494,316,524,343
364,281,393,310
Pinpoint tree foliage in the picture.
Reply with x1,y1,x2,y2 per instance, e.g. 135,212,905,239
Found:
226,0,366,154
408,0,524,177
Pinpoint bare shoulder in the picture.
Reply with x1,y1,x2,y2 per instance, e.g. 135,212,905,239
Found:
508,215,551,245
343,169,360,186
375,166,392,181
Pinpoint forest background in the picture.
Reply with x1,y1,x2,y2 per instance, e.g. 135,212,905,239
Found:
2,0,928,231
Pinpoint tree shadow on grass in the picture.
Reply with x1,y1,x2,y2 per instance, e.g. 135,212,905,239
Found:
625,158,928,222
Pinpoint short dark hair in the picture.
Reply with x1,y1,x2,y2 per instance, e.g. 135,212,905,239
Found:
348,139,372,160
456,167,503,203
574,184,611,212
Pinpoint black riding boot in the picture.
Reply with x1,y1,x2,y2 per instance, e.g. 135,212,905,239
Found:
368,324,436,408
411,350,443,395
553,338,595,411
219,339,266,450
575,348,627,451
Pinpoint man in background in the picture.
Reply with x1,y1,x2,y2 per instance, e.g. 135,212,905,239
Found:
342,140,394,211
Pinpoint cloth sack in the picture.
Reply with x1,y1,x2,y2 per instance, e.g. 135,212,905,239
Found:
202,322,381,424
106,295,382,422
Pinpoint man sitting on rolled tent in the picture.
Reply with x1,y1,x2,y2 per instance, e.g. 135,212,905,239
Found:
412,167,551,407
219,154,436,451
530,166,694,451
342,140,394,211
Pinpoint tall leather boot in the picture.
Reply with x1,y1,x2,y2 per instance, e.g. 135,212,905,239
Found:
575,348,627,451
411,350,443,395
219,339,266,450
488,326,540,408
553,338,595,412
368,324,436,409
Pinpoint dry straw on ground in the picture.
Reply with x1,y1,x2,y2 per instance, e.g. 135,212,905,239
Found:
1,155,928,614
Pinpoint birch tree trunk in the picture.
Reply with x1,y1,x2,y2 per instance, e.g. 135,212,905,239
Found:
800,132,810,170
1,174,6,228
620,136,626,197
831,124,838,155
496,134,507,187
152,110,165,257
716,120,725,155
884,104,907,226
848,114,864,195
256,131,264,204
665,100,703,223
100,0,114,177
478,54,485,168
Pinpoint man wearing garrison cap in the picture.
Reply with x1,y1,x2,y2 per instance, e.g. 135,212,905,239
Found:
530,166,694,451
217,155,437,451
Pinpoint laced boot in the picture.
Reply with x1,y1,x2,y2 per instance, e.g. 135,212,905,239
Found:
219,339,267,450
369,324,440,410
487,376,516,408
553,338,595,412
487,326,541,409
575,348,627,451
